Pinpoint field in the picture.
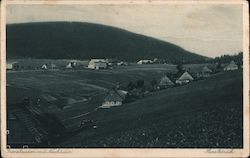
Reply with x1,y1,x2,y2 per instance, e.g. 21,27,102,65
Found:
6,64,243,148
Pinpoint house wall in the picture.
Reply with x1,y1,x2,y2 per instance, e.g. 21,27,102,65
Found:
224,66,238,71
88,62,107,69
176,80,190,85
102,101,122,107
7,63,13,70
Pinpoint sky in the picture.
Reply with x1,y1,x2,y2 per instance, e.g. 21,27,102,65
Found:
6,4,243,57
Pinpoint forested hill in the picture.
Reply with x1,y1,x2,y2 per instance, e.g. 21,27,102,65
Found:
7,22,207,63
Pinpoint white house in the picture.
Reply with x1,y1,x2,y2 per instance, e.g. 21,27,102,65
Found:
224,61,238,71
66,63,73,69
88,59,107,69
176,71,194,85
101,89,128,108
6,61,16,70
137,60,153,64
66,61,77,69
41,64,48,70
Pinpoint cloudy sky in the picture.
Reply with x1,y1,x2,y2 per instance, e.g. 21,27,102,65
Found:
7,4,243,57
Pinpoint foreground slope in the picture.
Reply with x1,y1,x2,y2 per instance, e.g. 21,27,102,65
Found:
7,22,206,62
62,70,243,148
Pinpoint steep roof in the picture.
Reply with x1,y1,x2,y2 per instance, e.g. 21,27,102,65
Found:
177,71,194,81
159,75,174,86
225,61,238,69
201,66,212,73
104,89,127,102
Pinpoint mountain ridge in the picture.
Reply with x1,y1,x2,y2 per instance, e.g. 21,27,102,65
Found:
7,22,208,63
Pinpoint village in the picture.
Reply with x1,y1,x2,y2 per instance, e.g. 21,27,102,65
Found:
6,56,242,147
6,58,241,108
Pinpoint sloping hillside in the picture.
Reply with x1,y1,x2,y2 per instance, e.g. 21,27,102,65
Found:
61,70,243,148
7,22,207,63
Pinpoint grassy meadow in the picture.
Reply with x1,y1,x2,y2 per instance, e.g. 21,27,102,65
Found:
6,64,243,147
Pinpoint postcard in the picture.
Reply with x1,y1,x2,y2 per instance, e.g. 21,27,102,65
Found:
1,0,249,157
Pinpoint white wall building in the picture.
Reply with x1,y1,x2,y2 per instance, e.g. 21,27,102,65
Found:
6,62,15,70
88,59,107,69
101,89,128,108
137,60,153,64
41,64,48,70
224,61,238,71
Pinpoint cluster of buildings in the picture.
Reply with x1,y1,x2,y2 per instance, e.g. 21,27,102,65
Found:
7,61,68,71
100,61,240,108
223,61,239,71
87,58,128,69
6,58,129,71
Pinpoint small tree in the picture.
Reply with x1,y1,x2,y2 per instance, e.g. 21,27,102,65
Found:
216,62,222,69
127,81,135,91
150,79,157,91
176,64,184,73
136,79,144,89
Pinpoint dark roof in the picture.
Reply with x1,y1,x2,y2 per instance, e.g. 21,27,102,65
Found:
104,89,127,102
177,71,194,81
158,75,174,86
201,66,212,73
8,104,48,144
224,61,238,69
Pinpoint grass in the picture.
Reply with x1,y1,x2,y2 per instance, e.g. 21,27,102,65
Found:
62,70,242,148
7,65,243,148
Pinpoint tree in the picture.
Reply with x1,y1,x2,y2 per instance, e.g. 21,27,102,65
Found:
127,81,135,91
136,79,144,89
216,62,221,69
150,79,157,91
176,64,184,73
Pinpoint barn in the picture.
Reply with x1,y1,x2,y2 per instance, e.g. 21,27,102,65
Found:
200,66,213,77
88,59,107,69
224,61,238,71
157,75,174,89
176,71,194,85
101,89,128,108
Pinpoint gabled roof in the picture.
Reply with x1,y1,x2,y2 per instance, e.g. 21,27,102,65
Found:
104,89,127,102
41,64,48,68
159,75,174,86
177,71,194,81
225,61,238,68
201,66,212,73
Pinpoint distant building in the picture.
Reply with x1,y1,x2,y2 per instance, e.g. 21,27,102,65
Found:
41,64,48,70
6,61,17,70
66,63,72,69
106,58,120,66
224,61,238,71
66,61,77,69
117,61,128,66
176,71,194,85
49,63,57,69
88,59,107,69
137,60,153,64
157,75,174,89
200,66,213,77
101,89,128,108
